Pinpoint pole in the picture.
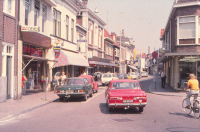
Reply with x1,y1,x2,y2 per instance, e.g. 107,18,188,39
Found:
120,30,122,73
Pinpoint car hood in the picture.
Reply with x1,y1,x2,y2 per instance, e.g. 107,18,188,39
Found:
109,89,146,97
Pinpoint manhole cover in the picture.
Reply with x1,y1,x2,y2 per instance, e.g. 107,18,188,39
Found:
113,119,133,122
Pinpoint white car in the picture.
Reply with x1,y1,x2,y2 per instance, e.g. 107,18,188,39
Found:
141,72,148,77
101,73,118,86
129,72,138,80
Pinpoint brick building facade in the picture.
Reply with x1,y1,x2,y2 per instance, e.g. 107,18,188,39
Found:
160,0,200,90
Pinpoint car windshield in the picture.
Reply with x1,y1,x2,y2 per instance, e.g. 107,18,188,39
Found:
112,82,140,89
130,73,136,75
103,74,112,78
64,79,85,85
117,73,125,76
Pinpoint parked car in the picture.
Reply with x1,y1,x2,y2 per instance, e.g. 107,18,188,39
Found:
101,73,118,86
105,79,147,112
141,71,148,77
117,73,128,79
129,72,138,80
79,75,98,93
56,78,93,101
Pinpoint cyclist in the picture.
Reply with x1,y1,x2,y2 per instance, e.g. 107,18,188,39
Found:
185,74,199,109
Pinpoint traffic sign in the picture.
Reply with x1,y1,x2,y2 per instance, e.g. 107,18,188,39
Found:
152,51,158,58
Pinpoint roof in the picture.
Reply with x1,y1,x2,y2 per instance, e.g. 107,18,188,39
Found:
78,75,93,78
104,29,112,39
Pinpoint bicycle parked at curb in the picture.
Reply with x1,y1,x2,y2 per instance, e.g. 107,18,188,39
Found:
182,91,200,119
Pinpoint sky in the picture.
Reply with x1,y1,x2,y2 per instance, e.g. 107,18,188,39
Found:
87,0,175,54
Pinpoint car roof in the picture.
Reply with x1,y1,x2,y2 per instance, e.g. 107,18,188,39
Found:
79,75,92,78
110,79,138,83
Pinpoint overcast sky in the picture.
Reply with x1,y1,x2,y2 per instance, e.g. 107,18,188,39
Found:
87,0,174,54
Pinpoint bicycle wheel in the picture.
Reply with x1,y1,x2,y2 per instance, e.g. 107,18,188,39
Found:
193,100,200,119
182,98,192,115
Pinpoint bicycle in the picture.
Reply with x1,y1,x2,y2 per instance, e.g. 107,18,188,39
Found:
182,91,200,119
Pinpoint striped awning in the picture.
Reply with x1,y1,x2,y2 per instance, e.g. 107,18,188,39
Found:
54,50,89,67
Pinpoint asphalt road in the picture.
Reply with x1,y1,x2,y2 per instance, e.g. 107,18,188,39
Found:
1,76,200,132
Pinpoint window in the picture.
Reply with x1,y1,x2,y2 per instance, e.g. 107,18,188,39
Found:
71,19,74,42
66,15,69,40
34,9,39,26
42,6,46,33
25,0,30,25
88,51,93,58
7,46,11,53
8,0,11,13
53,9,61,37
198,16,200,38
98,29,102,48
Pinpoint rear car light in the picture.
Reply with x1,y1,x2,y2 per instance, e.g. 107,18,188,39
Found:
110,97,122,100
134,97,146,100
56,91,60,93
78,90,84,93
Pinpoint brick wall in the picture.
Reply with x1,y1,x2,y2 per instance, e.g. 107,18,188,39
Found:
98,51,102,58
176,45,200,52
0,0,3,76
177,0,200,4
105,54,113,60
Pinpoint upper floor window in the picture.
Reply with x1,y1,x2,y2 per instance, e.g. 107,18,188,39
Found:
71,19,74,42
42,6,47,33
34,9,39,26
53,9,61,37
98,28,102,48
3,0,15,17
66,15,69,40
25,0,30,25
8,0,11,13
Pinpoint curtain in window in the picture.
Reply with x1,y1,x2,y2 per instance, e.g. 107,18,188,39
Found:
179,23,195,38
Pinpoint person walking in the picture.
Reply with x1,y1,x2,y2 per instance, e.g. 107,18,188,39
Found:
161,70,166,88
60,72,67,85
185,74,199,109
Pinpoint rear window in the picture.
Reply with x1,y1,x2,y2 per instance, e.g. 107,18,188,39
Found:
103,74,112,78
130,73,136,75
65,79,85,85
112,82,140,89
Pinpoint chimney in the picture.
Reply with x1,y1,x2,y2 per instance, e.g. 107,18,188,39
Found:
122,29,124,36
82,0,88,7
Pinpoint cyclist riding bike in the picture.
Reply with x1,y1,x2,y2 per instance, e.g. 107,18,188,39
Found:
185,74,199,109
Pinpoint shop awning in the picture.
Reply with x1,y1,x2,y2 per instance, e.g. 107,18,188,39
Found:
128,65,137,70
89,61,118,67
54,50,89,67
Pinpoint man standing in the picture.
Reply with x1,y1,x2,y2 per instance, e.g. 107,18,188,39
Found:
161,70,166,88
60,72,67,85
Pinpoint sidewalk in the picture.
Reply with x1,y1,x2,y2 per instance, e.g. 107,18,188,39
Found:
0,91,58,121
149,75,200,98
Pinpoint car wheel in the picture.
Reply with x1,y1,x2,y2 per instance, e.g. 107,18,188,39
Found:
59,96,64,101
109,107,114,112
102,83,104,86
96,89,98,93
83,95,88,101
93,89,95,94
139,107,143,112
90,92,93,97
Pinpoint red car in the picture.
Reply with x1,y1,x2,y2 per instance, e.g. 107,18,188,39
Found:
105,79,147,112
79,75,98,93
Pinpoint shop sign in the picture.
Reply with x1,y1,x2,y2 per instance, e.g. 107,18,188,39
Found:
21,26,39,32
54,46,61,53
23,43,43,57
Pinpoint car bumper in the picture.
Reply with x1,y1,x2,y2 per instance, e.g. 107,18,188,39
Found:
57,92,86,97
108,102,147,108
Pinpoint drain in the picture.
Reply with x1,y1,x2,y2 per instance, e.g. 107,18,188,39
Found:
113,119,133,122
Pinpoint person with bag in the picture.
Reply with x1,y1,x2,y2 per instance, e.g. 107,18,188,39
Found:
161,70,166,88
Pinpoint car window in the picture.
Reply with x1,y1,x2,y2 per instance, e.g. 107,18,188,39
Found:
103,74,111,78
112,82,140,89
131,73,136,75
65,79,84,85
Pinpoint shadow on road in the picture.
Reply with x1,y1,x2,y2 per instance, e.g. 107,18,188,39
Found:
169,112,194,119
99,103,143,114
53,97,84,103
166,127,200,132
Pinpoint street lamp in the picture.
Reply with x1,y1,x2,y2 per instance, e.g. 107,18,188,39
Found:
88,0,99,13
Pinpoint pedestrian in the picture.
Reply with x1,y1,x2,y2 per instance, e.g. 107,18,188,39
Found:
81,70,86,75
60,72,67,85
185,74,199,109
161,70,166,88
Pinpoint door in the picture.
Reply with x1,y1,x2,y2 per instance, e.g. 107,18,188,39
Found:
6,56,12,99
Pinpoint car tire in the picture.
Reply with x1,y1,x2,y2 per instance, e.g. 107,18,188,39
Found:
96,89,98,93
59,96,64,101
90,92,93,97
83,95,88,101
139,107,143,112
102,83,104,86
109,107,114,112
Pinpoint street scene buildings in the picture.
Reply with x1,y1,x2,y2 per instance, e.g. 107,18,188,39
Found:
0,0,200,131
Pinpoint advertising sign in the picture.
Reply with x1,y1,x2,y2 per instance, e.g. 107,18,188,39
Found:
23,43,43,57
21,26,40,32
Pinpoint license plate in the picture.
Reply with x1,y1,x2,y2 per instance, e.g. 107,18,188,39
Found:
123,100,133,103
